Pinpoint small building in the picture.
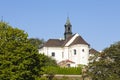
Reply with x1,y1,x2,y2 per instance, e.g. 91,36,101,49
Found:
39,17,97,67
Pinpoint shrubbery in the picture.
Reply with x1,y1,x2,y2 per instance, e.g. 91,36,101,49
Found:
42,66,82,75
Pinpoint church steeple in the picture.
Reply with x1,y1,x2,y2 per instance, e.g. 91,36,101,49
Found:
64,17,72,39
65,17,71,25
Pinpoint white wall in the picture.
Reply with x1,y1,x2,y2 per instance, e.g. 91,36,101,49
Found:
43,47,64,63
39,44,90,67
63,47,69,60
69,44,89,66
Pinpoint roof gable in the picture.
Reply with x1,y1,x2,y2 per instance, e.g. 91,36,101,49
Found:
62,34,74,46
65,33,79,46
70,35,90,46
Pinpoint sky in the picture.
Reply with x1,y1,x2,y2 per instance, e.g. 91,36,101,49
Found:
0,0,120,51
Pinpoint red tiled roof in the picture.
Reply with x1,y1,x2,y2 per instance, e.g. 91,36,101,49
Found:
59,59,75,64
65,59,75,63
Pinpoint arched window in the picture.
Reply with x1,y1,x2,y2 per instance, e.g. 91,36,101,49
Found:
82,49,84,52
68,27,70,31
74,49,76,55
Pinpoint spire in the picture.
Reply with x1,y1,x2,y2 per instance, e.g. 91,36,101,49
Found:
65,17,71,25
64,17,72,39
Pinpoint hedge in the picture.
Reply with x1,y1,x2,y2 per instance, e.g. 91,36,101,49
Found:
42,66,82,75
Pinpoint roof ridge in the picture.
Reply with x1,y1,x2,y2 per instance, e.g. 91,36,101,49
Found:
65,33,79,46
69,35,90,46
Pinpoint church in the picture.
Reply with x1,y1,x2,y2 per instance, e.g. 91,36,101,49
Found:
39,17,97,67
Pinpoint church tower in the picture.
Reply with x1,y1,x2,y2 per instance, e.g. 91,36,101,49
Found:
64,17,72,39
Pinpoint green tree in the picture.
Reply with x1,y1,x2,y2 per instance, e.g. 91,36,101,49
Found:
0,22,46,80
29,38,44,49
88,41,120,80
44,56,58,67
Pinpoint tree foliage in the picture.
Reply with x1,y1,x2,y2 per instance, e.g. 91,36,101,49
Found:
88,41,120,80
0,22,50,80
29,38,44,49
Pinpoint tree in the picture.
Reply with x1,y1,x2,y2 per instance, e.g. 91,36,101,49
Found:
88,41,120,80
29,38,44,49
0,22,47,79
44,56,58,67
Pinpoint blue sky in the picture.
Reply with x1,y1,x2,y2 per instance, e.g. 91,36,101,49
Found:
0,0,120,51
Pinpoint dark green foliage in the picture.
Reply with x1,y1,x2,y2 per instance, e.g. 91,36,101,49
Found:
29,38,44,49
88,41,120,80
0,22,47,80
43,56,58,67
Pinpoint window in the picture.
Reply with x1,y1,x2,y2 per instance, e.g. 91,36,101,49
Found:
68,27,70,31
82,49,84,52
51,52,55,57
74,49,76,55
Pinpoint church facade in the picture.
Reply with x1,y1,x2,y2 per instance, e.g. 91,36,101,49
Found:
39,17,93,67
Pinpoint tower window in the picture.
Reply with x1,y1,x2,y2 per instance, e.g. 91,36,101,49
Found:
51,52,55,57
68,27,70,31
74,49,76,55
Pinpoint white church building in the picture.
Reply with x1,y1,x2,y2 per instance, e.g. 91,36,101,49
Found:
39,17,98,67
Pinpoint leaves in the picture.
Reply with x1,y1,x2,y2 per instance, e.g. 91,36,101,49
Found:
29,38,44,49
0,22,47,80
88,41,120,80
